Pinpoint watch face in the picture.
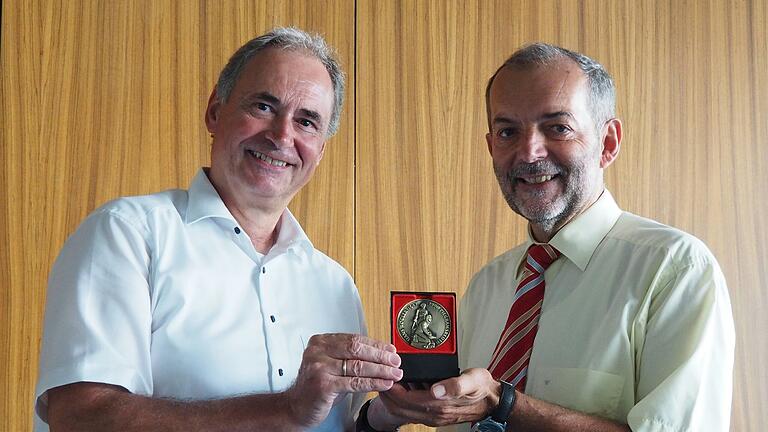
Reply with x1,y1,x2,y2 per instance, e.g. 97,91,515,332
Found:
471,418,506,432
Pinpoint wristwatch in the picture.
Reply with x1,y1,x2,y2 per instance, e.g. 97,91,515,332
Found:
471,380,516,432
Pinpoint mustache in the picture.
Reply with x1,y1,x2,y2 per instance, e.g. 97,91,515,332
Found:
498,160,563,180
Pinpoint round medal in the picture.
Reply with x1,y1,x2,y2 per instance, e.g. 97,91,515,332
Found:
396,299,452,350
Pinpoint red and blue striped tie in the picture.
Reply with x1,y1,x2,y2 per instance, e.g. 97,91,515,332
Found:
488,243,561,390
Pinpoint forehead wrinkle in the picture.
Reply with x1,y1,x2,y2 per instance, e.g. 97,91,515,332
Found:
553,69,571,103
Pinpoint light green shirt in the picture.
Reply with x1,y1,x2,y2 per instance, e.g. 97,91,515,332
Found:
454,190,734,431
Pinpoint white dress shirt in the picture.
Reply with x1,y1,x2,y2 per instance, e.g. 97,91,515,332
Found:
449,190,734,432
35,169,365,431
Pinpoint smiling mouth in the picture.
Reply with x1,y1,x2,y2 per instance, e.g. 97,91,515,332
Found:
519,174,556,184
247,150,289,167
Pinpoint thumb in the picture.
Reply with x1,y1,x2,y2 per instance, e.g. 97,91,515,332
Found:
432,368,492,399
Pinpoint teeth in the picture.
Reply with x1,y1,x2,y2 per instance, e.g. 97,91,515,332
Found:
527,175,554,184
249,150,288,167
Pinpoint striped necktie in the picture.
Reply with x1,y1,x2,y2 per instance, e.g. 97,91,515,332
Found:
488,243,561,390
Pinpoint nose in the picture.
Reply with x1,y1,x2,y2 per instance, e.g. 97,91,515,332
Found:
265,114,293,148
517,128,547,163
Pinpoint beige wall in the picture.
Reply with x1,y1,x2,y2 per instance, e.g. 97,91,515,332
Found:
2,1,766,430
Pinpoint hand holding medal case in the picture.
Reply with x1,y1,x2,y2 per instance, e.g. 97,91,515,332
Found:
391,292,460,383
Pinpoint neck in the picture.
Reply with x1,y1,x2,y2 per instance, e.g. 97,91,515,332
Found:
228,204,283,254
529,188,605,243
206,171,288,254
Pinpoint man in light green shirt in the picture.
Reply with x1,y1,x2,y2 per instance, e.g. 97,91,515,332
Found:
358,43,734,432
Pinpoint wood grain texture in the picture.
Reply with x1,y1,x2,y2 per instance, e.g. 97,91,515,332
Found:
1,1,354,430
2,0,767,430
355,1,767,431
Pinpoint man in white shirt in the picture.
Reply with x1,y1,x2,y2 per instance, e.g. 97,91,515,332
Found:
362,43,734,431
35,27,403,431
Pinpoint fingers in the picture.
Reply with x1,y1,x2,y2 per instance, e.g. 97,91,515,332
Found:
305,334,402,379
298,333,403,395
343,358,403,381
309,333,401,367
379,385,464,427
286,333,402,429
376,369,500,427
345,376,397,393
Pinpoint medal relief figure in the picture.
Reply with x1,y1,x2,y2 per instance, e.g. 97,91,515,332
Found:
410,304,438,349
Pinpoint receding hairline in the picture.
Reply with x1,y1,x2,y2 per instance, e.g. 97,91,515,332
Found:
485,58,590,128
235,45,335,85
485,42,616,131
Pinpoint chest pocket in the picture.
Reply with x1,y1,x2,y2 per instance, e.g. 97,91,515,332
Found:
528,367,625,420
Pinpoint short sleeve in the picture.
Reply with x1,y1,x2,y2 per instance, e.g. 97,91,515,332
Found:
627,257,734,431
35,207,155,424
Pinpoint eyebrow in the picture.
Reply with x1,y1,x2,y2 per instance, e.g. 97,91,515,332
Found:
243,91,281,106
540,111,574,121
492,111,574,127
298,108,322,124
491,116,518,127
243,91,325,125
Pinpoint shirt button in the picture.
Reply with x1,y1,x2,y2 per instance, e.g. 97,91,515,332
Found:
234,227,241,234
262,267,266,274
270,315,276,323
278,369,284,376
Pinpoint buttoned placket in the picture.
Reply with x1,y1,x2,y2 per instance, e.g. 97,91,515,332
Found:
257,254,298,390
229,223,299,390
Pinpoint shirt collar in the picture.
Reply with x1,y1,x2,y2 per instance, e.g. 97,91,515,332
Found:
184,168,314,257
185,168,235,224
270,209,315,258
516,190,622,275
548,189,622,271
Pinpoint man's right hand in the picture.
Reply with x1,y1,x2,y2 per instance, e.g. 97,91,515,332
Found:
286,333,403,428
368,368,500,429
46,333,402,431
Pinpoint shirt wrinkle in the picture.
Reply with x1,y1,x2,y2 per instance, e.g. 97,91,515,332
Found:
34,168,360,432
453,190,733,432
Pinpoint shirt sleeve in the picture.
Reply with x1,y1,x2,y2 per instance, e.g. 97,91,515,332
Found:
627,256,735,431
35,206,155,423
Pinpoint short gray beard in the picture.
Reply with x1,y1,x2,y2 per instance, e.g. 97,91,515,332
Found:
494,159,591,236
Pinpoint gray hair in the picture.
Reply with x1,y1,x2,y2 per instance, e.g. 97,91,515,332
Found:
485,42,616,131
215,27,346,137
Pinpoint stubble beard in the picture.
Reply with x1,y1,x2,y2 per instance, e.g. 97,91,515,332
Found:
494,159,592,236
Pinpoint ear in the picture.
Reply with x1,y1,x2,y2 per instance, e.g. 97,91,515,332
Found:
205,88,222,133
317,142,326,165
599,118,622,168
486,132,493,157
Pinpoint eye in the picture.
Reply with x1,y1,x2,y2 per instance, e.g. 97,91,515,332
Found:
498,127,516,138
297,118,318,131
550,124,572,134
244,102,273,116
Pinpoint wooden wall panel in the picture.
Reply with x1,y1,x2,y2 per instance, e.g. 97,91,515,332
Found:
2,1,45,429
2,0,766,430
356,1,767,431
0,1,354,430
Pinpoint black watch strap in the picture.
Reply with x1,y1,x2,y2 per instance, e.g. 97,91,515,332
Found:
356,399,397,432
491,380,517,423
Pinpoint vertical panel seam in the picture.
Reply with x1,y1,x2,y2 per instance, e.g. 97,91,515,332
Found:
353,0,358,281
